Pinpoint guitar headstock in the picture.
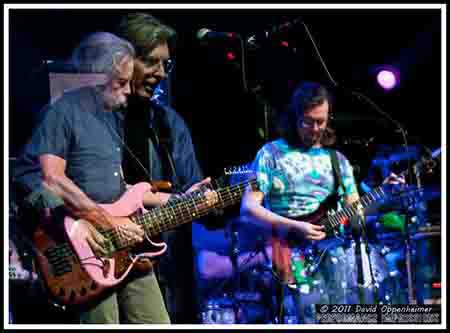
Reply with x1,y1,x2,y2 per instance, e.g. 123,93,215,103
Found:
211,163,254,187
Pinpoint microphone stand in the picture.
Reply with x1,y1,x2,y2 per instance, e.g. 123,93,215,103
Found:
229,220,241,323
353,232,366,304
350,213,379,305
403,159,426,305
359,217,380,304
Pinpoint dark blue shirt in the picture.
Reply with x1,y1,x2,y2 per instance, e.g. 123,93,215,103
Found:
146,102,203,191
14,86,126,204
14,85,203,206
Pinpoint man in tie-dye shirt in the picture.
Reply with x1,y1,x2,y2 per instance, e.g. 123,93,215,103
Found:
241,82,364,323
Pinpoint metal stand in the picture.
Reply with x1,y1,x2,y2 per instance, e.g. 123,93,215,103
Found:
404,225,416,304
229,220,241,323
403,161,424,304
360,219,380,304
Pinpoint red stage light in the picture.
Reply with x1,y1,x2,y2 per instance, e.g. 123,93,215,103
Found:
226,51,236,61
432,282,441,289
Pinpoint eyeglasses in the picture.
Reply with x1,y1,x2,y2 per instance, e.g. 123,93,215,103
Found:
139,56,175,74
298,118,327,129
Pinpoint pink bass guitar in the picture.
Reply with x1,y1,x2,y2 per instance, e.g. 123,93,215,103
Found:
32,179,255,306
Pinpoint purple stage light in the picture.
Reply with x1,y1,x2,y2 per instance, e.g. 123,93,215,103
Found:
376,68,399,90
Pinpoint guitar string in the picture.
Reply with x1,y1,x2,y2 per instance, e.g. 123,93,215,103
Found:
112,180,255,249
56,180,389,265
52,179,391,268
56,180,256,262
57,136,437,262
78,181,253,263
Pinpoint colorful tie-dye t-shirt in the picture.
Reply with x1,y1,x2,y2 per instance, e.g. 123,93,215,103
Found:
253,139,358,218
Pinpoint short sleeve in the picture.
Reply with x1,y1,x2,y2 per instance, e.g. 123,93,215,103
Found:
29,99,73,160
252,145,275,196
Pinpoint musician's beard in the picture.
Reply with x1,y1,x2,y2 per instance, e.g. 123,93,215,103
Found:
103,91,128,110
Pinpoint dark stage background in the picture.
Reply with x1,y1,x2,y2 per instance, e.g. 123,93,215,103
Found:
8,7,443,324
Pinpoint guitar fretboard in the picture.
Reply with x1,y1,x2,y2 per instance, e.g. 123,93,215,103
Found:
321,186,387,233
133,179,256,237
321,147,441,233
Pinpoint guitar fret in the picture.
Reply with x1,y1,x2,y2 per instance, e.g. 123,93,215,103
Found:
370,189,379,202
168,203,177,226
339,210,349,223
126,179,254,239
329,214,339,228
347,205,357,217
162,206,171,229
191,193,200,218
373,187,382,200
148,209,159,236
359,195,367,207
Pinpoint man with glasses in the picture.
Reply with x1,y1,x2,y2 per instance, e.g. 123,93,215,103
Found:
115,13,209,323
240,82,366,323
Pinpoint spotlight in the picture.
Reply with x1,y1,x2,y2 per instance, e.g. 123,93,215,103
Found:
226,51,236,61
374,66,400,91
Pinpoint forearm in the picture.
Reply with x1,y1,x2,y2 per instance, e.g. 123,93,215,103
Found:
42,173,108,223
240,192,294,233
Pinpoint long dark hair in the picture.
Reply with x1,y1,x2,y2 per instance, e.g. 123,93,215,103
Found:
116,12,176,58
277,81,336,147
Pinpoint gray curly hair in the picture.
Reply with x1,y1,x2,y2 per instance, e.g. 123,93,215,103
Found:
71,31,135,77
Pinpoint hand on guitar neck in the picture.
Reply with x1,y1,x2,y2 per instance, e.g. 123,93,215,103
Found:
72,177,218,257
139,177,216,208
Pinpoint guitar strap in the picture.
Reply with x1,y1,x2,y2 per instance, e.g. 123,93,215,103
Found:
149,102,181,192
329,148,345,200
123,97,180,192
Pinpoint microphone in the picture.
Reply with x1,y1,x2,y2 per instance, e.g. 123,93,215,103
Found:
196,28,240,41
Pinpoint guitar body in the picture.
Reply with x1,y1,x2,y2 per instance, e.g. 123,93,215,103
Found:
271,195,338,284
31,177,255,306
33,182,166,306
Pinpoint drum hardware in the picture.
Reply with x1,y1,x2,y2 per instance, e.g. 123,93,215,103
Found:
200,296,236,324
411,225,441,240
200,292,268,324
411,231,440,241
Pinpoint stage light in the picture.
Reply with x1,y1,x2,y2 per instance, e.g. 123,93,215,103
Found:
280,40,289,48
375,66,400,91
226,51,236,61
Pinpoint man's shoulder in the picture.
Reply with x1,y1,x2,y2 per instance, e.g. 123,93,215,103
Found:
50,85,96,110
333,149,350,161
261,138,285,150
152,102,190,133
155,102,183,122
254,139,286,161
